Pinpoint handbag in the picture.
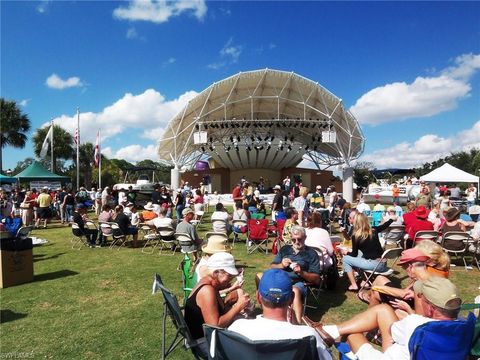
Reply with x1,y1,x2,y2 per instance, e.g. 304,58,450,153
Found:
20,201,30,209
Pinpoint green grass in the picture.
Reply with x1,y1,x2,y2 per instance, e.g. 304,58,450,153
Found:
1,211,478,359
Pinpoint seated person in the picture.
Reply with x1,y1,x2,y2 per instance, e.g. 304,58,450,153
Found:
406,205,433,248
176,208,202,262
140,202,158,222
232,200,249,233
270,225,321,324
229,269,332,360
113,205,139,247
145,206,175,229
282,207,298,245
310,277,462,360
355,198,371,214
98,204,113,223
72,203,98,247
211,203,232,235
382,206,403,225
185,252,250,359
305,212,334,270
373,201,385,212
124,202,140,226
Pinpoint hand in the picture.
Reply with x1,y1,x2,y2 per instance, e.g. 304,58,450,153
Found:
235,292,250,312
390,299,414,314
292,263,302,274
281,258,292,268
403,289,415,300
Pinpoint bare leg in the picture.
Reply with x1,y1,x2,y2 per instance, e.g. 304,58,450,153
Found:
346,333,369,354
346,271,358,289
292,286,303,324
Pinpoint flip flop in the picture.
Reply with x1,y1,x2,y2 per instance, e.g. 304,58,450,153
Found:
347,285,359,292
357,289,370,304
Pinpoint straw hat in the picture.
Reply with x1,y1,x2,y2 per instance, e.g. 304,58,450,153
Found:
143,202,154,211
202,234,231,254
444,207,461,222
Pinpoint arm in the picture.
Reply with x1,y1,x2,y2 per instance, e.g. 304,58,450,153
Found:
292,264,321,286
347,236,359,257
374,218,394,233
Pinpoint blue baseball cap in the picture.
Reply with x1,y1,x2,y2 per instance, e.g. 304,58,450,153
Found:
258,269,292,304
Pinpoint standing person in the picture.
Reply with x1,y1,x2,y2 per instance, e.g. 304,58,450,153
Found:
20,190,35,226
392,184,400,205
229,269,332,360
174,188,185,220
271,185,285,221
193,189,204,214
292,186,309,227
117,188,127,206
73,204,98,247
466,183,477,209
176,208,203,262
340,213,393,291
449,183,461,200
63,190,75,223
101,187,112,208
35,187,53,228
126,185,137,205
57,187,68,223
283,175,291,192
94,188,102,216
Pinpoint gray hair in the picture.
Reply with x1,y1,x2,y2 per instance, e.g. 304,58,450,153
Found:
290,225,306,239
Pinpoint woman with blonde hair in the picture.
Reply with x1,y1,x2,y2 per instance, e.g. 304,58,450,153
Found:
341,213,393,291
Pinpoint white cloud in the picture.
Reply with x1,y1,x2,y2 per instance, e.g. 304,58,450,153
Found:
220,37,242,63
19,99,30,107
36,1,50,13
102,144,159,163
350,53,480,125
45,88,198,147
358,120,480,168
113,0,207,24
162,57,176,67
45,73,84,90
126,27,138,39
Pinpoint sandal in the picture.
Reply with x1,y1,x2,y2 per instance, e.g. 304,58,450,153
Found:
357,289,370,304
302,316,335,347
347,285,359,292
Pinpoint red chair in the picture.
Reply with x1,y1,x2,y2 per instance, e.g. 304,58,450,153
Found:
247,219,269,254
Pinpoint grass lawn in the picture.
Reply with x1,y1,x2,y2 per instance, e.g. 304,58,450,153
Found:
1,211,479,359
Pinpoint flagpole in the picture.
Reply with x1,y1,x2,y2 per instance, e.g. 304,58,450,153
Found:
76,107,80,190
50,119,54,172
98,130,102,189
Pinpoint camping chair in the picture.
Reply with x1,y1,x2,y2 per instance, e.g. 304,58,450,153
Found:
382,225,405,249
109,223,128,250
232,219,247,247
179,254,198,303
460,299,480,358
157,225,176,255
140,224,160,254
191,211,205,227
408,312,476,360
152,274,204,360
371,211,384,227
441,231,471,270
203,324,319,360
247,219,269,254
358,247,403,292
413,230,439,244
274,219,286,249
15,226,33,240
175,232,197,259
71,223,89,250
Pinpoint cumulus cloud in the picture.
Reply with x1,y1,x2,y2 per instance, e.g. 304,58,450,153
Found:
350,53,480,125
208,37,242,69
103,144,159,163
45,88,198,147
46,73,84,90
358,120,480,168
113,0,207,24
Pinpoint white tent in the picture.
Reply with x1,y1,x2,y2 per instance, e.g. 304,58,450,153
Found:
420,163,479,183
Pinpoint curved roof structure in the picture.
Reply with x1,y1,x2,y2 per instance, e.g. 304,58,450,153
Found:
158,69,365,170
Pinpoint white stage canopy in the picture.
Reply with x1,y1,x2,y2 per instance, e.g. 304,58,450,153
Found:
420,163,479,183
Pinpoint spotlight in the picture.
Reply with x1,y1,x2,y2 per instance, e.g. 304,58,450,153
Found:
201,146,206,152
235,145,239,151
287,145,292,152
195,124,199,130
209,145,215,151
209,137,213,143
237,136,241,142
230,136,234,142
290,136,294,142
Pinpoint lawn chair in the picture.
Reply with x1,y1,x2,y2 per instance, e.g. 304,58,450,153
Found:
382,225,405,249
157,225,176,255
191,210,205,227
15,226,33,240
140,224,160,254
371,211,383,227
203,324,319,360
179,254,197,303
71,223,89,250
413,230,439,244
441,231,471,270
152,274,204,360
467,239,480,271
358,247,403,292
408,312,476,360
247,219,269,254
232,219,247,247
274,219,286,249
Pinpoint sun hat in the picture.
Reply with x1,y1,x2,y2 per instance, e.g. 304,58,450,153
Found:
398,248,430,265
258,269,293,304
273,185,282,191
414,205,428,219
413,277,462,310
202,235,231,254
143,202,154,211
182,208,194,216
207,252,238,275
444,207,461,221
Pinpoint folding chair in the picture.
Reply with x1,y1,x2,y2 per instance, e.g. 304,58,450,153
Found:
191,211,205,227
371,211,383,227
99,222,114,245
152,274,204,360
358,247,403,292
413,230,439,245
175,232,197,259
157,225,176,255
247,219,269,254
232,219,247,247
203,324,319,360
15,226,33,240
382,225,405,249
467,239,480,271
408,312,476,360
140,224,160,254
441,231,471,270
71,223,89,250
110,223,128,250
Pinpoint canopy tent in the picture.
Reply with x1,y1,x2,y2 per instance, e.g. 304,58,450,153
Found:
0,173,17,184
158,69,365,171
14,161,70,182
420,163,479,183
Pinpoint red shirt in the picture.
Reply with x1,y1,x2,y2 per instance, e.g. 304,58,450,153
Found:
232,187,242,199
408,219,434,240
402,211,416,234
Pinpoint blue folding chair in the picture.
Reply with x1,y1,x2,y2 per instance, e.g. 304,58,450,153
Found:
371,211,383,227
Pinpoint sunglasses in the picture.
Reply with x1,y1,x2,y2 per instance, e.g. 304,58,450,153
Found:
291,237,304,243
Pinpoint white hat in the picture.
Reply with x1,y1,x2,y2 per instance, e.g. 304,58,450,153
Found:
144,202,154,210
207,252,238,275
273,185,281,190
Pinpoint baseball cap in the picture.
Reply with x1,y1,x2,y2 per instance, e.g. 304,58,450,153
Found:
182,208,194,216
207,252,238,275
398,248,430,265
413,277,462,310
258,269,292,304
316,185,322,190
75,203,86,209
273,185,282,190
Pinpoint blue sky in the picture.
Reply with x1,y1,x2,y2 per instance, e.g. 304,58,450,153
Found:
2,1,479,172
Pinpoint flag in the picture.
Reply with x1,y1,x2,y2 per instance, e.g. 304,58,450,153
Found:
73,128,78,144
40,125,53,158
94,131,100,168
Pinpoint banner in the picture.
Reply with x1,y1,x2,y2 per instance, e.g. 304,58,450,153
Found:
39,126,52,158
94,131,100,167
30,181,61,190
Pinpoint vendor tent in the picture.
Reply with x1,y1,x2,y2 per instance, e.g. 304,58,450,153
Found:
420,163,479,183
0,173,17,184
14,161,70,182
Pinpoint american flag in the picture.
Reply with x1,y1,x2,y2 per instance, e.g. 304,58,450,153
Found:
94,131,100,168
73,128,78,145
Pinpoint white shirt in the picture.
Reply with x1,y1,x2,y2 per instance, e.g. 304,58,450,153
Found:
305,227,334,256
146,216,174,229
356,202,371,213
211,211,230,233
229,316,332,360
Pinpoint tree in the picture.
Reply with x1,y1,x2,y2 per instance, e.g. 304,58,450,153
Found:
0,99,31,172
352,161,376,188
12,157,35,175
32,125,74,173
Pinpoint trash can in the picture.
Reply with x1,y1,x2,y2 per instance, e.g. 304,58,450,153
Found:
0,233,34,288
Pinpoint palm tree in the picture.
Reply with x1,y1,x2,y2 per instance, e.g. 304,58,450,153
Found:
0,99,31,172
32,125,74,173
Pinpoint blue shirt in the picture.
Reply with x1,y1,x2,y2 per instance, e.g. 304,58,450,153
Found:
272,245,320,283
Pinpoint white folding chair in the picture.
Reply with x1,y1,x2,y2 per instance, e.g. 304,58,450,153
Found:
190,210,204,227
175,232,197,259
110,223,128,250
140,224,160,254
414,230,439,245
383,225,405,249
157,225,176,255
71,223,89,250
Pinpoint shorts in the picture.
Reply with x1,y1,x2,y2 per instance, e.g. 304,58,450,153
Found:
126,227,138,235
37,207,52,219
292,281,307,297
356,343,402,360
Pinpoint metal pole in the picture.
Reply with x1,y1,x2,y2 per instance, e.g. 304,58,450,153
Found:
76,107,80,190
50,119,54,172
98,130,102,189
